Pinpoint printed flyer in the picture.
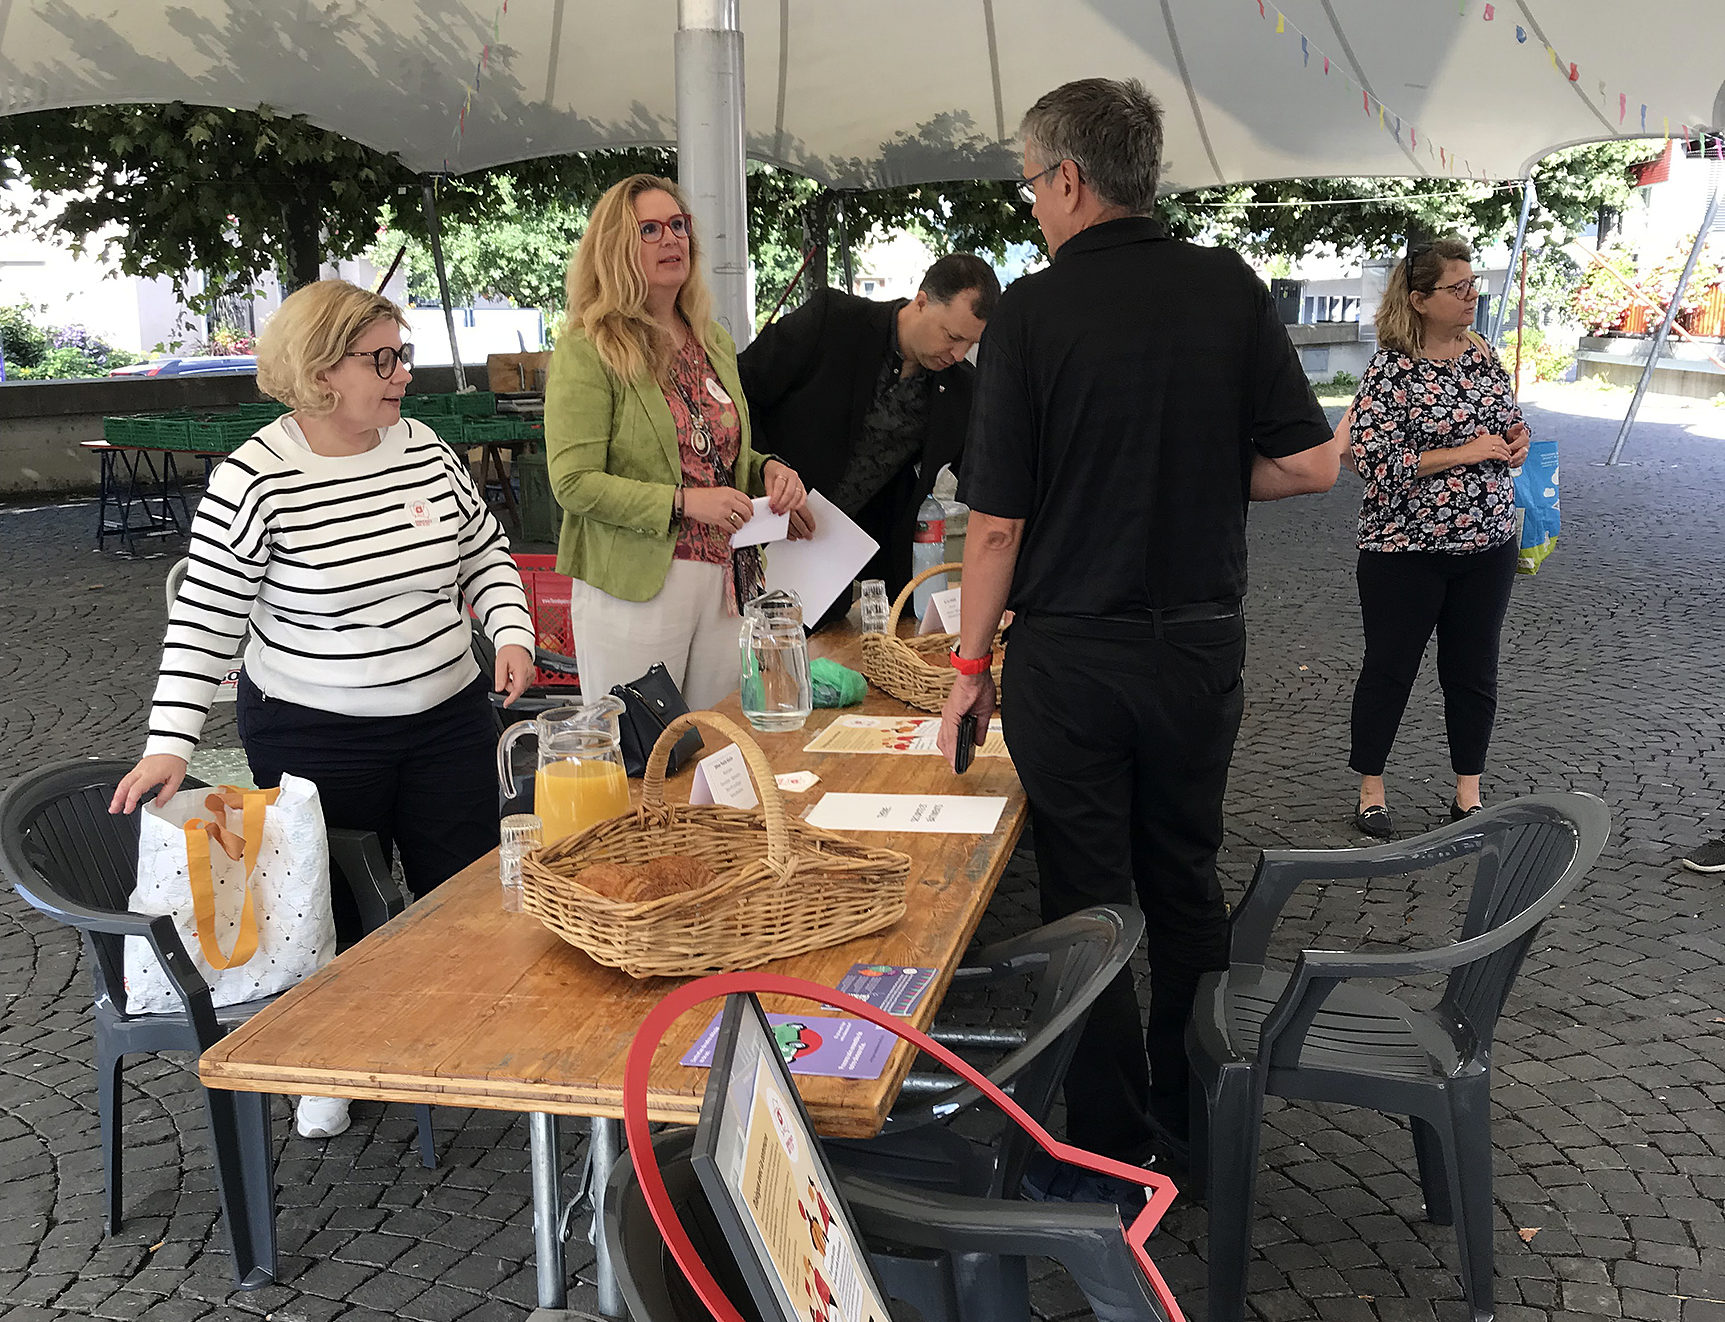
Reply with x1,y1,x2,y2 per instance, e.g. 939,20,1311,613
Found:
802,714,1009,758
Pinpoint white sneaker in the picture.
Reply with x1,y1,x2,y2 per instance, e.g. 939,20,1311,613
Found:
295,1095,351,1139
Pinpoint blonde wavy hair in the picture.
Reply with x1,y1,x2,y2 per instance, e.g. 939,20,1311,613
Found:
256,280,409,415
562,174,716,383
1374,237,1473,358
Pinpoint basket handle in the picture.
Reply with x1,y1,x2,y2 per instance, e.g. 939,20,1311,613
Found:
885,560,963,632
640,710,792,868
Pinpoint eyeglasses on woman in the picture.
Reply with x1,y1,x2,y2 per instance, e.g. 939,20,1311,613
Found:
343,343,414,378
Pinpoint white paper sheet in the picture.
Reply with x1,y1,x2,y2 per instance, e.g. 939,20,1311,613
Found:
728,496,790,548
804,793,1007,835
762,490,879,623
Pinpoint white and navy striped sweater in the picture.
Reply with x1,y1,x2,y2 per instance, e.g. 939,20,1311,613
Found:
145,416,536,759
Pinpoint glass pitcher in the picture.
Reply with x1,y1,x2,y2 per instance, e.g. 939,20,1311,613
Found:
740,589,813,732
496,695,631,845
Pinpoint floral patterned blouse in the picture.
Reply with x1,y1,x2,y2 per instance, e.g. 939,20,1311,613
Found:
662,334,743,566
1350,339,1525,554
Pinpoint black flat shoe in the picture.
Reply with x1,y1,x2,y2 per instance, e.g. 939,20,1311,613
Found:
1355,804,1395,838
1449,798,1484,822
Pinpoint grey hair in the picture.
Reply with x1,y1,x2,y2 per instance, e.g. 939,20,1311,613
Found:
1019,78,1165,214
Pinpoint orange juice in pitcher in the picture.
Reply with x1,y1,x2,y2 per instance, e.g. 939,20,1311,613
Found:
534,758,630,844
497,695,631,845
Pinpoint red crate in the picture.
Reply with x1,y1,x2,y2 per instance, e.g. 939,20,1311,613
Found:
512,553,581,688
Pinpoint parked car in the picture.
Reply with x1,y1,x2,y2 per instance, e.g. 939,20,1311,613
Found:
108,355,258,378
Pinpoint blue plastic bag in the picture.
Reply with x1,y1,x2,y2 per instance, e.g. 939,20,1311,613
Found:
1513,438,1559,575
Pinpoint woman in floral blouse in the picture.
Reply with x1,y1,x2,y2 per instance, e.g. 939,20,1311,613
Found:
1346,237,1530,837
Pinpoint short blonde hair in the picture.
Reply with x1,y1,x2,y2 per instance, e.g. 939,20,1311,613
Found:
256,280,410,414
561,174,717,384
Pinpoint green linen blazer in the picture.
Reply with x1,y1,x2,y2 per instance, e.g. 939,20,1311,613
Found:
544,322,771,602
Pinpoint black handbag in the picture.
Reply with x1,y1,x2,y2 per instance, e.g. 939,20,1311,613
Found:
611,663,705,778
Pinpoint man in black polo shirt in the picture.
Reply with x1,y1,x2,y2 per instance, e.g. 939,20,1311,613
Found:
938,78,1340,1196
738,255,999,627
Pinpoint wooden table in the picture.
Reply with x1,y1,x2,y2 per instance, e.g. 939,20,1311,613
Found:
201,625,1025,1312
81,440,224,554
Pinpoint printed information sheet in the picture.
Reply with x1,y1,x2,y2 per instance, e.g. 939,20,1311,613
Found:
802,714,1009,758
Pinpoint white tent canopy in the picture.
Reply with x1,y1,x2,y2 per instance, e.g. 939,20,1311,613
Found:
3,1,1722,189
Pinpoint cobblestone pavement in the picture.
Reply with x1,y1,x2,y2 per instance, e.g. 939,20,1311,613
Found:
3,383,1725,1322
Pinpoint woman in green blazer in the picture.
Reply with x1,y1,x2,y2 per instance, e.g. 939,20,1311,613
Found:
545,174,812,708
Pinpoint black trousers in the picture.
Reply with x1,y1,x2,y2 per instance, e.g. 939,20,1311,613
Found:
236,671,500,929
1003,612,1243,1162
1349,539,1517,778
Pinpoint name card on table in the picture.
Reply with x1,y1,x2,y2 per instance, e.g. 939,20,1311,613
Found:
805,792,1006,835
689,744,759,809
918,586,963,635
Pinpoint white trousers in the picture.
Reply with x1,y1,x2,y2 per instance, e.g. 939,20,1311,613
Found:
569,560,741,711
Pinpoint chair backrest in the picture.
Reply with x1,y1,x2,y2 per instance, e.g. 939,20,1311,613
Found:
1442,796,1607,1047
891,905,1145,1196
0,760,188,1014
165,556,189,613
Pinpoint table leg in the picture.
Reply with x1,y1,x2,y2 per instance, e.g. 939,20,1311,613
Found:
589,1117,623,1318
95,448,116,549
484,442,523,532
528,1112,568,1309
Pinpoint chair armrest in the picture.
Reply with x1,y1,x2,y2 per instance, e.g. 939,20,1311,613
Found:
840,1175,1172,1322
1255,921,1536,1071
1231,822,1501,964
327,828,401,935
533,646,580,678
13,880,226,1048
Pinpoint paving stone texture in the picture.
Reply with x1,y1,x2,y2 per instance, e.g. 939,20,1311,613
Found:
3,382,1725,1322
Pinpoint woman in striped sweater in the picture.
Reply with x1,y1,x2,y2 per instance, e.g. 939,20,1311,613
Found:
110,283,536,1134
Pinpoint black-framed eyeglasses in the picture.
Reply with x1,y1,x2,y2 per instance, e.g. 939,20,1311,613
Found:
343,343,414,378
639,213,693,243
1017,160,1071,205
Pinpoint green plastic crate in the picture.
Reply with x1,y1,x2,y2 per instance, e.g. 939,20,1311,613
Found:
450,390,497,416
135,416,196,449
185,414,260,452
461,417,524,443
235,401,289,419
400,393,454,416
102,416,151,446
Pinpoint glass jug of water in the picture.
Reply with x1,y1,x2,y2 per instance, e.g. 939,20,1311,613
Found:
739,589,813,732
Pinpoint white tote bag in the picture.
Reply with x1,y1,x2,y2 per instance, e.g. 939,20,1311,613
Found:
123,774,335,1012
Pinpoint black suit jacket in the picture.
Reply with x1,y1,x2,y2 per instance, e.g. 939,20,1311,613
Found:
738,288,974,599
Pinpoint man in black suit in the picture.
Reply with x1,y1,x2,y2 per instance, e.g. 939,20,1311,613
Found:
738,254,1001,625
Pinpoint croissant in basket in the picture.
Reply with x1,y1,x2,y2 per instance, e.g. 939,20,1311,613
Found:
572,855,717,904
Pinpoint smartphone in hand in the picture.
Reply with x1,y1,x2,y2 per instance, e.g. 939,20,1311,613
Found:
954,713,978,775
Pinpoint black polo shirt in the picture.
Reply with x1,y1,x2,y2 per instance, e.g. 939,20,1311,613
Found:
958,217,1331,618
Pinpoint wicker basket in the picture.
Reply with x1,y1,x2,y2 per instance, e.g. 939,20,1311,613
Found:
520,711,911,979
858,562,1005,713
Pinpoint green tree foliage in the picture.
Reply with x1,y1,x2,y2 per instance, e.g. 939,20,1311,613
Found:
1,100,1658,331
1157,142,1649,259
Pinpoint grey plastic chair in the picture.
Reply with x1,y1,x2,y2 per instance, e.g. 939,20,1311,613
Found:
824,905,1146,1202
602,1128,1176,1322
1186,792,1610,1322
0,758,437,1289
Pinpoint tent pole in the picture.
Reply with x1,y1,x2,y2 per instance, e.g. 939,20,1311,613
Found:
836,193,854,293
1606,181,1723,465
676,0,753,346
1493,178,1536,348
420,177,472,392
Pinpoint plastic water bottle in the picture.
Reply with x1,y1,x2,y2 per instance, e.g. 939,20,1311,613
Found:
912,496,947,622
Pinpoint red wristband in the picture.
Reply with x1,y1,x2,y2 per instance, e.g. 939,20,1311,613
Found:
949,646,993,675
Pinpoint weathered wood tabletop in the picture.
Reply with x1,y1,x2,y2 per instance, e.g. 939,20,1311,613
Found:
200,624,1024,1138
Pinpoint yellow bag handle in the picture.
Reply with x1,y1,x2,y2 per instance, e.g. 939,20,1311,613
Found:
182,785,280,971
